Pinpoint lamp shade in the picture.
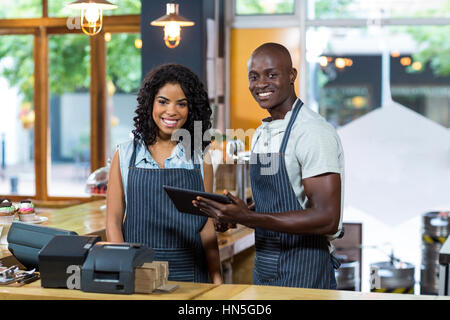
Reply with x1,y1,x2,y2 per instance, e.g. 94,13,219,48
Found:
151,3,195,27
66,0,118,10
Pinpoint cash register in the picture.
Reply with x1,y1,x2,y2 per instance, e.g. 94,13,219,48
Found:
81,242,155,294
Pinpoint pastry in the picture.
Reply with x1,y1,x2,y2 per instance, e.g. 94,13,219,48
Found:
18,200,36,222
0,200,16,224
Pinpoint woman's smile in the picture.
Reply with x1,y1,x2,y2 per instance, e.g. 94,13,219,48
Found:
161,118,180,128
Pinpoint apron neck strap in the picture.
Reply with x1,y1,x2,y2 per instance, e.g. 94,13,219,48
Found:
279,99,303,153
129,140,139,168
192,151,202,171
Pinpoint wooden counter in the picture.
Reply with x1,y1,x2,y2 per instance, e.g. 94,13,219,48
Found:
32,199,108,237
0,279,216,300
193,284,450,300
0,279,449,300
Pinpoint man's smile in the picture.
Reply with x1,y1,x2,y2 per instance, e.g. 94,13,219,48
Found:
258,91,273,98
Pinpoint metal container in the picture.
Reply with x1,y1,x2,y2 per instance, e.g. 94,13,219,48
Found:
235,155,250,203
420,211,449,295
225,139,250,202
335,260,360,291
370,261,415,294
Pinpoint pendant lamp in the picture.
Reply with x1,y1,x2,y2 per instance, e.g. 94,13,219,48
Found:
66,0,118,36
151,2,195,49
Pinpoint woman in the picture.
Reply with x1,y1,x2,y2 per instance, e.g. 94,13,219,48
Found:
106,63,222,284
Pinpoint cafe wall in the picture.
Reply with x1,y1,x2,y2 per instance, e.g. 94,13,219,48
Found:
140,0,216,83
229,28,301,134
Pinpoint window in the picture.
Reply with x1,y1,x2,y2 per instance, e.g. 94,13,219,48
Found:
0,1,41,19
105,32,142,160
389,25,450,128
300,0,450,294
48,34,91,197
306,27,382,127
0,0,140,200
306,24,450,128
47,1,71,17
103,0,141,16
235,0,295,15
49,0,141,17
0,35,35,196
308,0,450,19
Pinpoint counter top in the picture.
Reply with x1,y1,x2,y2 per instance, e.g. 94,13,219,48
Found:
194,283,450,300
1,280,449,300
0,279,215,300
32,199,107,236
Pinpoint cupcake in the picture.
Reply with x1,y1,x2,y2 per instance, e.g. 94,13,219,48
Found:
18,200,36,222
0,200,17,224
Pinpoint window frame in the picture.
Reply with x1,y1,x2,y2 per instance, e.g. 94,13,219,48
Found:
0,0,140,203
232,0,302,28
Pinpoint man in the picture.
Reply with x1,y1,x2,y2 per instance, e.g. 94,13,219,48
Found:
194,42,345,289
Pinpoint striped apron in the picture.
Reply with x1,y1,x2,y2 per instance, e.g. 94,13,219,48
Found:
250,100,335,288
123,143,209,283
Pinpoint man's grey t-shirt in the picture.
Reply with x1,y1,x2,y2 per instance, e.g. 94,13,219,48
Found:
251,100,345,247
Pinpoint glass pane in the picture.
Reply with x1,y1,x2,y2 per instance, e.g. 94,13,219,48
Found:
307,25,450,128
48,34,91,197
0,0,41,19
309,0,450,19
0,35,35,196
389,25,450,128
306,27,382,127
105,32,141,160
104,0,141,16
48,0,72,17
49,0,140,17
235,0,295,15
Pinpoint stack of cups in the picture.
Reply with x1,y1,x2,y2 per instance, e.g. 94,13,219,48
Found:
420,211,449,295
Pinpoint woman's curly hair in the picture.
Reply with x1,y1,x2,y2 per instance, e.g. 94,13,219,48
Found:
133,63,212,160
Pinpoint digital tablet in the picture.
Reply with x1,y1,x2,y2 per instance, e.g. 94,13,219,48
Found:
163,185,231,217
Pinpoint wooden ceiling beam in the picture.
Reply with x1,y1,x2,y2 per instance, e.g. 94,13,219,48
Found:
0,15,140,29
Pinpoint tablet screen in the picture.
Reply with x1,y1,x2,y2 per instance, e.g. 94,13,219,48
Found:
163,185,231,217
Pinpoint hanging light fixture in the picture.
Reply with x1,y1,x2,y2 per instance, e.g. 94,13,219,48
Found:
319,56,328,67
66,0,118,36
151,2,195,49
335,58,346,69
400,57,412,66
